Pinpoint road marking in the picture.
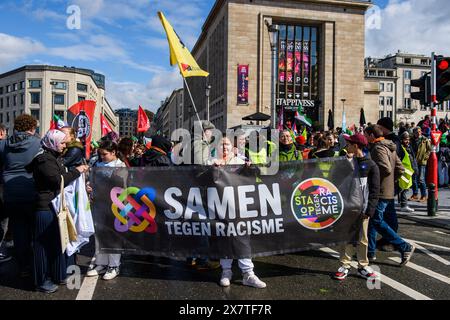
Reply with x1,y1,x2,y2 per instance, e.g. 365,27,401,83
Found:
318,247,432,300
76,258,98,301
433,231,449,236
76,275,99,300
405,239,450,252
412,243,450,266
389,257,450,285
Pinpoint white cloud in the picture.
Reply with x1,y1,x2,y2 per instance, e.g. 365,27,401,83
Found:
106,70,182,112
0,33,45,69
366,0,450,57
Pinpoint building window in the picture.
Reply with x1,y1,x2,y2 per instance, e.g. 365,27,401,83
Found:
404,98,411,109
0,87,3,95
20,94,24,105
29,80,42,88
0,98,2,109
6,112,9,123
6,97,10,108
78,96,86,102
54,94,65,105
7,85,12,93
405,84,411,93
404,70,412,80
13,95,17,106
421,59,429,65
379,83,385,92
438,103,444,111
276,23,320,121
379,97,385,106
387,83,393,92
386,97,393,107
13,111,16,120
421,71,428,77
77,83,88,92
53,81,67,90
30,109,40,121
404,58,412,64
0,114,2,123
20,81,25,90
387,111,393,119
13,83,18,91
30,92,40,104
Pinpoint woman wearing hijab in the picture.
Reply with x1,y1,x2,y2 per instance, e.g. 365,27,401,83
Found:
29,130,89,293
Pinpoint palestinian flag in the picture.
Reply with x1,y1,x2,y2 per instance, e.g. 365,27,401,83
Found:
50,114,66,130
295,109,313,127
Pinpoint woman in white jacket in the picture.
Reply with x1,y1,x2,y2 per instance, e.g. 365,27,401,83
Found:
86,140,126,281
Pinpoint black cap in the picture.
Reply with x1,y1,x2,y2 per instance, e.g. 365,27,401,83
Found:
377,117,394,132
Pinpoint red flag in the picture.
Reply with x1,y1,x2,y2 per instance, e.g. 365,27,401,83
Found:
137,106,150,133
68,100,96,159
101,114,113,137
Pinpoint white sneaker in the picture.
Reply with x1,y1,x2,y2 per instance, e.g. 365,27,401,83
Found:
103,267,119,280
220,270,233,287
86,265,107,277
242,273,266,289
400,206,415,213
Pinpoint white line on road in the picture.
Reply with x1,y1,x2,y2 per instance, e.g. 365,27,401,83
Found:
433,231,449,236
411,242,450,266
318,247,432,300
389,257,450,285
405,239,450,252
76,275,99,300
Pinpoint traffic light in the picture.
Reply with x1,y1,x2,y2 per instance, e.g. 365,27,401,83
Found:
436,56,450,102
411,73,431,106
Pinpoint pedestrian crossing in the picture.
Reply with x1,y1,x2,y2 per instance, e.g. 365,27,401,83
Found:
320,239,450,300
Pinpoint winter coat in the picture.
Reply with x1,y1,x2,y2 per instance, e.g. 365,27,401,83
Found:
0,132,41,203
411,136,431,166
28,149,81,211
369,139,404,200
63,140,85,170
310,148,338,159
353,156,380,218
143,148,172,167
279,144,302,162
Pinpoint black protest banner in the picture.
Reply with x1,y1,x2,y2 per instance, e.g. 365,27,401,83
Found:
91,158,364,259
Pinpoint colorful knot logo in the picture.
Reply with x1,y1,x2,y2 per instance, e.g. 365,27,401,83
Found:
111,187,157,234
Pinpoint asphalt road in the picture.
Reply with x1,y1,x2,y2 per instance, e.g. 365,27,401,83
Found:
1,218,449,301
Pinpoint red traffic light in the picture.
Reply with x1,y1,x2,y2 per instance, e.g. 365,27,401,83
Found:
438,59,449,70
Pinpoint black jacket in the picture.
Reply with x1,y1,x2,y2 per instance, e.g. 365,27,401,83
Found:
63,141,85,170
355,156,380,218
29,149,81,211
142,149,172,167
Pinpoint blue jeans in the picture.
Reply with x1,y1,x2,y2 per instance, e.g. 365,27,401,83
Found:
368,199,410,256
412,166,427,198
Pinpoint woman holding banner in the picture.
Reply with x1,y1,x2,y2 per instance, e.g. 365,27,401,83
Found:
212,135,267,289
28,130,89,294
86,140,126,281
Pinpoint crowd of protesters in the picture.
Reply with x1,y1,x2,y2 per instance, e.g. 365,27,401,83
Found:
0,111,445,293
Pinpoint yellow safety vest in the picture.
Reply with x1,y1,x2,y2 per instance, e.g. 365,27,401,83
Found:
399,146,414,190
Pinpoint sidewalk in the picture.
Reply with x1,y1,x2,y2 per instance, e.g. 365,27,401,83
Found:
396,188,450,230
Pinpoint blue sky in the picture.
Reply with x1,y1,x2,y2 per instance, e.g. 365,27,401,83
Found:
1,0,449,112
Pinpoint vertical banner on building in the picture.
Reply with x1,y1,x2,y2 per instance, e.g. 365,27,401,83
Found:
237,65,249,105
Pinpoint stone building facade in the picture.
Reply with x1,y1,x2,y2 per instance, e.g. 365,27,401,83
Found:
184,0,371,131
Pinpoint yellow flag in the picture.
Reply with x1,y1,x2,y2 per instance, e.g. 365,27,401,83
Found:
158,12,209,78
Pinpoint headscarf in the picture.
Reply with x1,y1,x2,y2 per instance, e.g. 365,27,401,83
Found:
41,129,67,153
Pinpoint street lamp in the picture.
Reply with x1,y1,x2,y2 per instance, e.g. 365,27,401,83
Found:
50,81,57,128
266,20,279,129
341,99,346,129
206,84,211,121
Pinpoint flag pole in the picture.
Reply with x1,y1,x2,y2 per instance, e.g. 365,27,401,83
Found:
183,76,206,137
